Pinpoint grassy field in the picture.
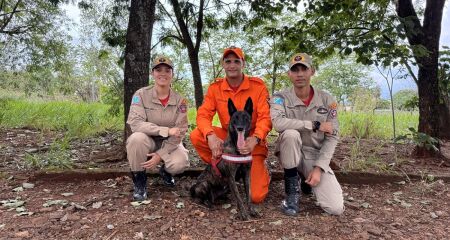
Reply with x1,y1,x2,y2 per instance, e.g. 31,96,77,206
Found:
339,111,418,139
0,97,122,138
0,96,418,139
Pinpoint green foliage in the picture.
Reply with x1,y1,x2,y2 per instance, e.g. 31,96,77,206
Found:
395,128,440,152
0,97,122,138
376,99,391,110
312,55,376,105
349,86,380,112
393,89,418,110
1,1,76,98
439,46,450,97
24,138,73,170
402,95,419,112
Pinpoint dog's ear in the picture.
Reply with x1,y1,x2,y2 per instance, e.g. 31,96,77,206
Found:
244,97,253,116
228,98,237,117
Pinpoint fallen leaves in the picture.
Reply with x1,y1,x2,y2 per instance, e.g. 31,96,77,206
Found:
143,214,163,220
176,201,185,209
1,199,25,208
92,201,103,209
43,200,68,207
130,200,151,206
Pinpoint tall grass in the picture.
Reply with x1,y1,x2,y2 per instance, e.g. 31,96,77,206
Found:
0,96,417,140
0,97,122,138
339,111,419,139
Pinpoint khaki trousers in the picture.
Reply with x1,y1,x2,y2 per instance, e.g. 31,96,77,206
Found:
126,132,189,175
276,129,344,215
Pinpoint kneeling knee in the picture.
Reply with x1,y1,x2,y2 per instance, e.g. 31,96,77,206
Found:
280,129,301,140
323,204,344,215
126,132,148,147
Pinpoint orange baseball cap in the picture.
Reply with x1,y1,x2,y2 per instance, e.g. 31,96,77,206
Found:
222,46,245,60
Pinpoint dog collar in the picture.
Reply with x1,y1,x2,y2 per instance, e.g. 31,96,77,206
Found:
221,153,252,163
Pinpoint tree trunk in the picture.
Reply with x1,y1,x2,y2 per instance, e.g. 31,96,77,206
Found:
169,0,205,109
188,49,204,108
123,0,158,139
396,0,445,155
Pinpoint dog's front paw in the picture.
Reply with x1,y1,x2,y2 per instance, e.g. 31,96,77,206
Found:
238,212,250,221
249,205,261,217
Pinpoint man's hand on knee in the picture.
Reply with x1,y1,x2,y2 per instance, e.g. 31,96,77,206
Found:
142,153,162,170
305,166,322,187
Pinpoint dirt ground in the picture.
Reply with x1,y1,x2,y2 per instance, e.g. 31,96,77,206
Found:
1,127,450,239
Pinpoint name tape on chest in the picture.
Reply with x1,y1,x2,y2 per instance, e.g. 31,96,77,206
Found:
317,107,328,114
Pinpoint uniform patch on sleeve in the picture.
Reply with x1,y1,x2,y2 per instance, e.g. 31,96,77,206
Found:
131,95,140,105
179,99,187,113
273,96,284,105
329,102,338,110
330,109,337,119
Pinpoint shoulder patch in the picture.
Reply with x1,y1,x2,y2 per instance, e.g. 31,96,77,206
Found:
272,94,285,106
179,98,188,113
131,95,140,105
329,102,338,110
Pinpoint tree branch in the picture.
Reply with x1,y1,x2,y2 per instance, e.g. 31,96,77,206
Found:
169,0,195,50
0,0,22,33
194,0,204,52
151,34,183,50
395,0,424,48
158,2,183,41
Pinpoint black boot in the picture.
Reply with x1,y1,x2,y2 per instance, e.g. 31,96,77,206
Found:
281,175,300,216
300,174,312,195
131,171,148,201
159,164,175,187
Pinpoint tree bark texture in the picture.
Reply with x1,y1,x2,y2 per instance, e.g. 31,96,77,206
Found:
396,0,446,153
123,0,158,139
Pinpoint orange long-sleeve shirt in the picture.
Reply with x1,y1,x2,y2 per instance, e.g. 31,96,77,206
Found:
196,75,272,142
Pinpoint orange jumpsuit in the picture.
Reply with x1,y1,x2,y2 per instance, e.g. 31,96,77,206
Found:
190,75,272,203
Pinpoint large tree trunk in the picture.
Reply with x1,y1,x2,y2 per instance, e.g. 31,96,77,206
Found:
396,0,445,156
123,0,158,139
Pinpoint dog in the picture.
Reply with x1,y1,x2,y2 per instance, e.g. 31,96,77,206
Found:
190,97,258,220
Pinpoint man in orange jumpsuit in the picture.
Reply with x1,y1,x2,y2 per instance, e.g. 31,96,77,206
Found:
190,46,272,203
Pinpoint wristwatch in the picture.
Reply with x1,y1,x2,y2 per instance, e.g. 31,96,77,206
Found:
312,121,321,132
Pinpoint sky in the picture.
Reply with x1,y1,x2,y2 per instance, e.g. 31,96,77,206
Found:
61,3,450,99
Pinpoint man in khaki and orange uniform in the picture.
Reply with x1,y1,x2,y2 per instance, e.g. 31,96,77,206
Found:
270,53,344,216
190,46,272,203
